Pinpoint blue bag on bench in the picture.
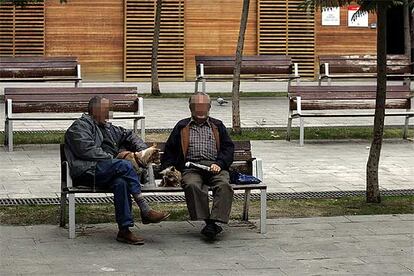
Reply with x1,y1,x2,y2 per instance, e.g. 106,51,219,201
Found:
230,171,261,185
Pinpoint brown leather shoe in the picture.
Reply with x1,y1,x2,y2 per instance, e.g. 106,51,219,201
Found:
141,210,170,224
116,229,144,245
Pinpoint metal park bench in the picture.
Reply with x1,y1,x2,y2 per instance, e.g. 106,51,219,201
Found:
195,55,300,93
0,56,82,87
318,55,413,86
60,141,267,238
4,87,145,151
286,84,413,146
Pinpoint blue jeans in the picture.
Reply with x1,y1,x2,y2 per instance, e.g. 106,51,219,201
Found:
95,159,141,229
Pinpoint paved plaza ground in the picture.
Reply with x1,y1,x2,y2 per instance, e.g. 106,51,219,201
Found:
1,215,413,275
0,81,413,275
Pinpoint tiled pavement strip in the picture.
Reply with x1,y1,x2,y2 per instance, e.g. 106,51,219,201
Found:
0,82,413,275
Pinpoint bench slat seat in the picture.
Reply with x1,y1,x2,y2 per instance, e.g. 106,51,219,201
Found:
195,55,299,92
286,85,413,146
0,56,82,86
64,184,268,193
4,87,145,151
60,141,267,238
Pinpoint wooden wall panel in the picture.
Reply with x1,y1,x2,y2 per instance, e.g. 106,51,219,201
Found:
44,0,123,81
0,2,45,57
184,0,258,80
125,0,184,81
258,0,315,78
315,7,377,57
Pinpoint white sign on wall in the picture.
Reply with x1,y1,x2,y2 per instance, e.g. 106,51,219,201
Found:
321,7,340,26
348,5,368,27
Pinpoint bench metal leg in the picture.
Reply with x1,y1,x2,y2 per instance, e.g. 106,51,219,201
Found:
252,158,263,181
4,119,8,147
299,117,304,147
59,191,67,227
140,119,145,142
202,79,206,93
7,120,13,152
195,79,199,92
260,189,267,234
5,99,13,151
68,193,76,239
403,113,410,139
242,190,251,221
286,115,292,141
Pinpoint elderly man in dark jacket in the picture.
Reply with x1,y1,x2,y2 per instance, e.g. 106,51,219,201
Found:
65,96,169,245
162,92,234,240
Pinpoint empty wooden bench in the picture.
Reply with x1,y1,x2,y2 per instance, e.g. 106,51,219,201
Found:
0,56,82,87
286,85,413,146
60,141,267,238
318,55,413,85
4,87,145,151
195,55,299,93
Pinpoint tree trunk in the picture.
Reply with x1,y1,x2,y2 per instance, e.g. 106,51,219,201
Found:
403,0,411,59
231,0,250,134
151,0,162,96
366,2,387,203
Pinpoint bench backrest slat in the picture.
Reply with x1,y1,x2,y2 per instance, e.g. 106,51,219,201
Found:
289,85,411,99
5,87,139,113
319,55,412,75
0,56,79,78
295,100,410,110
196,55,293,75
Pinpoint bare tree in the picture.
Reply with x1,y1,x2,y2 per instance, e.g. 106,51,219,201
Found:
151,0,162,96
301,0,411,203
403,0,411,59
232,0,250,134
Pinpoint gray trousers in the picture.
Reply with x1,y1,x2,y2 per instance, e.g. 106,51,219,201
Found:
181,168,233,223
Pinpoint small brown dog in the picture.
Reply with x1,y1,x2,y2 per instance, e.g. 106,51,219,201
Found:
159,166,182,187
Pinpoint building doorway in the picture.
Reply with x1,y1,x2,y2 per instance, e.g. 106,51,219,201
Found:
387,5,404,54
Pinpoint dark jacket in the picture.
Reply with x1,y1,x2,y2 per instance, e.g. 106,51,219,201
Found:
161,117,234,171
64,114,147,179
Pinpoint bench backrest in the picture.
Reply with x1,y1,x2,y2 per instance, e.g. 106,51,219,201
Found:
196,55,293,75
319,55,412,75
154,140,253,175
288,85,412,110
60,140,253,180
0,56,80,78
5,87,139,113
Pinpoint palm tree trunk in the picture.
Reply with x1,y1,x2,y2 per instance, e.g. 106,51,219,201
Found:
151,0,162,96
366,2,387,203
231,0,250,134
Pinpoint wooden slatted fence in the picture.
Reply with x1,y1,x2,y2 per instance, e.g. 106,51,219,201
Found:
258,0,315,78
124,0,184,81
0,1,45,57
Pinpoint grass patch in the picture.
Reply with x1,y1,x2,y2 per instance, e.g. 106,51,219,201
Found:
1,127,412,145
141,92,286,98
1,195,412,226
231,126,413,141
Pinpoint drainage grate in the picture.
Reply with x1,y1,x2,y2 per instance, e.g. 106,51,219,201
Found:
0,189,413,206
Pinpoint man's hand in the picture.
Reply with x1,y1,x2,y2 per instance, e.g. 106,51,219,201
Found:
210,163,221,174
